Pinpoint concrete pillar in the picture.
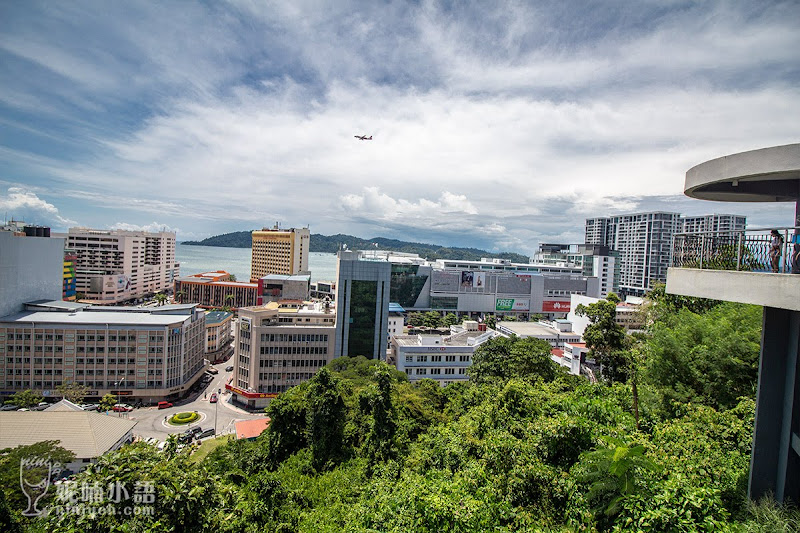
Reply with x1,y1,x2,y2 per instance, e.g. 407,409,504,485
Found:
793,190,800,274
749,307,800,504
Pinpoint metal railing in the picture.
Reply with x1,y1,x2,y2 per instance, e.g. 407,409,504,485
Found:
672,226,800,274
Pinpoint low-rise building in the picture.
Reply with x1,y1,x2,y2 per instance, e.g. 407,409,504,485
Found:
261,274,311,304
174,271,262,309
228,300,336,409
205,310,233,359
566,294,645,336
495,319,581,348
0,301,206,403
0,411,136,473
392,323,499,385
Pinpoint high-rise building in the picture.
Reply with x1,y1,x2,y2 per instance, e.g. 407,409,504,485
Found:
0,224,64,318
532,244,620,298
334,250,391,359
0,301,206,402
585,212,681,296
250,225,310,280
680,214,747,234
228,301,336,409
55,228,179,303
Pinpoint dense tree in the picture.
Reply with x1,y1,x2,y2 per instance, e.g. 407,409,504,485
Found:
441,312,459,328
468,336,559,383
98,393,117,412
575,293,630,383
55,382,88,404
306,368,347,470
4,390,43,408
0,441,74,518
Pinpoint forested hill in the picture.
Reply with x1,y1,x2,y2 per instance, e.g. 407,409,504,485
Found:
182,231,530,262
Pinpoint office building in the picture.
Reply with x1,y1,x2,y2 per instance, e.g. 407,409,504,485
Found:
55,228,179,304
174,271,262,309
261,274,311,304
585,212,680,296
532,244,620,297
63,249,78,301
0,224,64,318
250,225,310,280
0,301,206,402
205,310,233,359
567,294,645,336
334,250,391,359
392,321,498,385
228,301,336,409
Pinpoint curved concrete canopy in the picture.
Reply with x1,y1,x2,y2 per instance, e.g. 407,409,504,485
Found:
685,143,800,202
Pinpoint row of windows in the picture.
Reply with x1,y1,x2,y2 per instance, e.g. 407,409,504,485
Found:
4,356,163,365
404,354,471,363
259,346,328,355
406,368,466,376
259,333,329,342
258,359,326,368
258,372,315,381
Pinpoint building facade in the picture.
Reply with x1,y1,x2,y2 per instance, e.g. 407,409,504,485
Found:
334,250,391,359
532,244,620,297
250,226,310,280
228,301,336,409
585,212,680,296
63,249,78,301
680,214,747,234
0,227,64,318
55,228,179,303
174,271,263,309
0,302,206,402
204,310,233,358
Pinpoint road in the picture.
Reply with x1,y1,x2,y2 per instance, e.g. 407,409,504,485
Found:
119,361,266,442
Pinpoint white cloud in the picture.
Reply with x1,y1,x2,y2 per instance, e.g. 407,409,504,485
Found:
110,221,180,234
0,187,77,228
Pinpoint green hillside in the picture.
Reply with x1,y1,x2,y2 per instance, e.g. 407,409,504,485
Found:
183,231,530,263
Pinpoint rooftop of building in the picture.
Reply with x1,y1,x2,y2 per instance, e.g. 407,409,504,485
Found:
25,300,90,311
394,329,495,347
1,302,198,325
0,411,137,459
261,274,311,282
235,418,271,440
205,310,233,325
497,321,578,337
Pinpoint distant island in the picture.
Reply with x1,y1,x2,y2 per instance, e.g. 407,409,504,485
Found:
182,231,530,263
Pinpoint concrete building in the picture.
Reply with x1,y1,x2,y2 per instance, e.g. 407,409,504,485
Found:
0,226,64,318
55,228,179,304
261,274,311,304
174,271,262,309
205,310,233,360
680,214,747,234
387,303,405,350
0,301,206,403
496,319,581,348
228,301,336,409
532,244,620,298
334,250,391,360
310,280,335,301
392,323,498,385
666,143,800,505
0,411,136,473
63,249,78,301
585,212,681,296
250,225,310,280
567,294,645,336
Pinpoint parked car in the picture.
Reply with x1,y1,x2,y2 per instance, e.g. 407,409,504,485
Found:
177,433,193,444
112,404,133,412
157,401,173,409
80,404,98,411
0,404,19,411
196,428,215,439
225,365,234,372
187,426,202,436
209,393,218,403
32,403,49,411
206,368,219,375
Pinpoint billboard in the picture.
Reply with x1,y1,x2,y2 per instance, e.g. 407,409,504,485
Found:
495,298,530,311
542,300,571,312
473,272,486,289
460,271,473,287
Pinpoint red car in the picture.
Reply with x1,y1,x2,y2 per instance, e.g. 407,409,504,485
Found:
112,404,133,412
209,393,218,403
157,401,173,409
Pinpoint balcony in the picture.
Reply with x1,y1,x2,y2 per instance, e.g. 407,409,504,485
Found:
667,226,800,311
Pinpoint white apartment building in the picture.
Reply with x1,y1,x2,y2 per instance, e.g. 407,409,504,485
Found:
0,228,64,318
229,301,336,409
680,214,747,234
250,225,310,280
585,212,680,296
205,310,233,356
392,322,499,385
55,228,179,303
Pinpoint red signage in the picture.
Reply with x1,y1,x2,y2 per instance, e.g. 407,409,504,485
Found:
542,300,571,312
225,383,279,399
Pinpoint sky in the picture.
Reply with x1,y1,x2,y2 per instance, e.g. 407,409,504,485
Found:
1,1,798,255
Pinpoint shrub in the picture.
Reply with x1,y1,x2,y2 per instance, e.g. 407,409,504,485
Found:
170,411,199,425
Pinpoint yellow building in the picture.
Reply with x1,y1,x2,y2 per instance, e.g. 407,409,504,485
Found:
250,226,310,280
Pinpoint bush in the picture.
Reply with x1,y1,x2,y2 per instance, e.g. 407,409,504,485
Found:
170,411,199,425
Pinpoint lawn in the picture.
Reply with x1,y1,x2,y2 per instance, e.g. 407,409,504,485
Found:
189,434,234,463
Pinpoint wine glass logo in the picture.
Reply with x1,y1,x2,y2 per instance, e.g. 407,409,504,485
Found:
19,456,62,517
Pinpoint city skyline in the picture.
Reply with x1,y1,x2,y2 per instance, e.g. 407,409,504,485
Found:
1,1,799,255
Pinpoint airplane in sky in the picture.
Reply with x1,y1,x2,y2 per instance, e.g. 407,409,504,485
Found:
354,135,372,140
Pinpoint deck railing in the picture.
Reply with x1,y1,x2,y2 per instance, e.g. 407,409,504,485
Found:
672,226,800,274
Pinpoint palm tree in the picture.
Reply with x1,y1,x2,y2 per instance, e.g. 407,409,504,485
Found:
154,293,168,306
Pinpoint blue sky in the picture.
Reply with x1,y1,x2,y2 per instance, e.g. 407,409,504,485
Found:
1,1,798,254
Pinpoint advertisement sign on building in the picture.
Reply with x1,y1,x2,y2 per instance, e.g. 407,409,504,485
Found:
495,298,530,311
461,271,473,287
473,272,486,289
542,300,571,312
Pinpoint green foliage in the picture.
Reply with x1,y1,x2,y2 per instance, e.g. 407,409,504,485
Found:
4,390,43,408
645,282,721,321
306,368,347,471
442,312,459,328
644,302,761,411
468,336,560,384
55,382,88,404
576,293,630,383
327,356,407,387
743,495,800,532
170,411,200,424
0,441,75,518
98,393,117,412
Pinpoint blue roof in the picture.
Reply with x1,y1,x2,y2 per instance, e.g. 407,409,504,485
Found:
205,310,233,325
389,303,405,313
